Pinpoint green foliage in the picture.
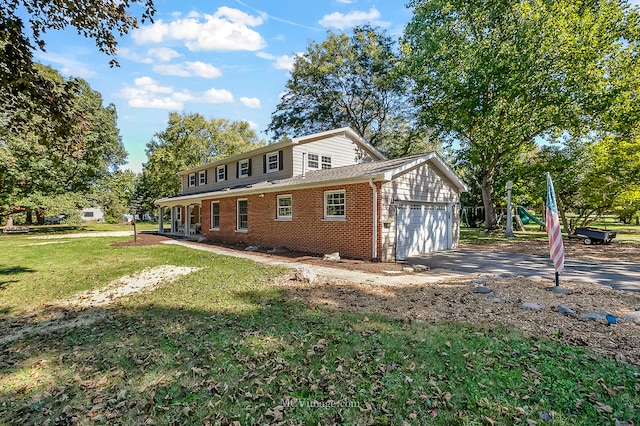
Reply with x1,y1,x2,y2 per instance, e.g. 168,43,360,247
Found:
0,0,155,136
1,65,127,223
403,0,640,229
91,169,138,223
140,112,264,209
268,25,435,157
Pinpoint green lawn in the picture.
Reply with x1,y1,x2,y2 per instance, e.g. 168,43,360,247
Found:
1,233,639,425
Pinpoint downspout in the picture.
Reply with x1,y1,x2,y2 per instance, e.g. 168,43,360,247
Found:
368,178,378,261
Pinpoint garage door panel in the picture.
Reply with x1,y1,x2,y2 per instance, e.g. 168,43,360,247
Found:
396,203,450,259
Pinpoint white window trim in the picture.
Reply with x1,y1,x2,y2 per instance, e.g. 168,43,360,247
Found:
266,151,279,173
307,153,319,169
199,171,207,185
217,166,226,182
210,201,220,231
324,190,346,220
238,159,250,178
276,194,292,221
236,198,248,232
188,173,196,187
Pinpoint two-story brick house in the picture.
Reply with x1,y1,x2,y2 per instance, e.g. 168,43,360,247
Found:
154,127,467,261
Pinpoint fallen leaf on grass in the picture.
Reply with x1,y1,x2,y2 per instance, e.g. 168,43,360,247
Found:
594,401,613,414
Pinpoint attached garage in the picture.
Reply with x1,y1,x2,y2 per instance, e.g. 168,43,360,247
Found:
395,203,452,259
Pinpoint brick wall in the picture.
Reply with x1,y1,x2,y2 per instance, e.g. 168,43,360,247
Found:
200,182,379,260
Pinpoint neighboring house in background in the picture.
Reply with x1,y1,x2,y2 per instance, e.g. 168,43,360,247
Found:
80,207,104,222
155,127,467,261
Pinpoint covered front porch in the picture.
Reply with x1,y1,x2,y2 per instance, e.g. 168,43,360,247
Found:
155,202,202,238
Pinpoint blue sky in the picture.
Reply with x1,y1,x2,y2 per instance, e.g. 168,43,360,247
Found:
28,0,640,174
30,0,413,173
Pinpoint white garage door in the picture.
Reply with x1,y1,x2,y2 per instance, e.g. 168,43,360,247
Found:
396,203,451,259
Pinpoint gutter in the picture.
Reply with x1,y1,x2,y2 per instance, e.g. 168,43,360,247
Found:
368,178,378,261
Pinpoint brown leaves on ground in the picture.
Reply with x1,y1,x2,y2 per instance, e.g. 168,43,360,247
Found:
276,274,640,367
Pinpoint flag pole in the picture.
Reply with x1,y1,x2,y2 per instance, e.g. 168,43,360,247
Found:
555,271,559,287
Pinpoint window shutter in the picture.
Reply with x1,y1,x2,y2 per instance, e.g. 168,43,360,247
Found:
236,162,240,179
205,170,207,184
215,169,218,182
263,155,267,173
225,164,228,179
195,173,199,186
248,159,252,176
278,150,284,171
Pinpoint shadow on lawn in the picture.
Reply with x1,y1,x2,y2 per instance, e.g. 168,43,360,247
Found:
1,286,639,425
0,266,36,290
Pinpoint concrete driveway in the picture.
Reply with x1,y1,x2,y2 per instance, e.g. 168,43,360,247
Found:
407,249,640,293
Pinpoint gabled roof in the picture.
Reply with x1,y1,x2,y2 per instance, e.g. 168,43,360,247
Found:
178,127,385,176
156,152,467,206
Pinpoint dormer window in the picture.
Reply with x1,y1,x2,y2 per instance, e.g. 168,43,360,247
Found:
308,153,319,169
321,155,332,169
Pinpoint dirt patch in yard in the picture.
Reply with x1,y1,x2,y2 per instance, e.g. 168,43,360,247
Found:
110,232,173,246
276,273,640,367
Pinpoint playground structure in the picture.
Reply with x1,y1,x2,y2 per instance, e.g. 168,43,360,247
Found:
462,205,546,231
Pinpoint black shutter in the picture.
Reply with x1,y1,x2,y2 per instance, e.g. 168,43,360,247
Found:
263,155,267,173
215,168,218,182
248,159,252,176
204,170,207,184
236,162,240,178
278,150,284,171
224,165,228,180
194,173,198,186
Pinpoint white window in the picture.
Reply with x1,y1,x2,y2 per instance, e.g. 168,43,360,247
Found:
199,171,207,185
324,190,345,219
277,195,292,220
308,153,319,169
188,173,196,187
211,201,220,229
321,156,332,169
266,151,279,173
217,165,226,182
238,160,250,178
237,199,248,231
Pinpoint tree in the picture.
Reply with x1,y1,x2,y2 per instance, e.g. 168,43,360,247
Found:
268,25,434,157
91,169,137,223
403,0,640,229
1,65,127,223
140,113,264,210
1,0,155,135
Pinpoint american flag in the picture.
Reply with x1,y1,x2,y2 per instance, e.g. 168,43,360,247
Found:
546,172,565,273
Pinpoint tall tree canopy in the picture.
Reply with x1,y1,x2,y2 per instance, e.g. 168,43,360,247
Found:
268,25,432,157
1,0,155,134
1,65,127,222
403,0,640,229
140,112,264,211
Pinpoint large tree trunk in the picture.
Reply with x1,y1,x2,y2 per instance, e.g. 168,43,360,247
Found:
36,210,45,225
25,209,33,225
481,171,497,230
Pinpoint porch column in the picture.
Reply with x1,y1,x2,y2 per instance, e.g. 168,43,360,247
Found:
171,207,176,233
158,206,164,234
184,205,191,237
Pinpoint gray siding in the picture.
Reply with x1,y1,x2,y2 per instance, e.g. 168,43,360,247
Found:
292,135,376,176
181,147,294,195
380,163,461,262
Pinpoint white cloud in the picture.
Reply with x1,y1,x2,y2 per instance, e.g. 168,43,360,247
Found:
132,7,267,52
256,52,301,71
240,97,261,109
116,76,234,109
153,61,222,78
118,47,154,64
147,47,181,62
318,8,389,30
337,0,355,3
